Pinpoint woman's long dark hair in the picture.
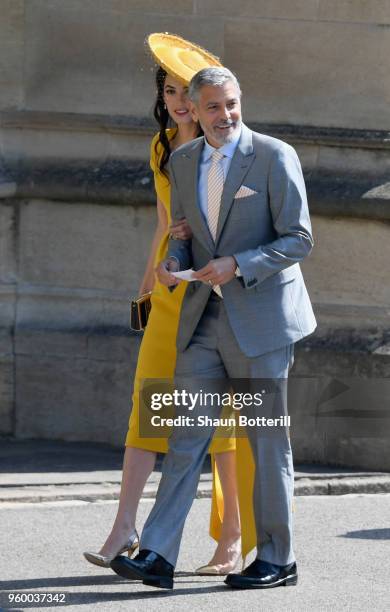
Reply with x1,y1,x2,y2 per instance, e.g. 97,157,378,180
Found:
153,66,202,176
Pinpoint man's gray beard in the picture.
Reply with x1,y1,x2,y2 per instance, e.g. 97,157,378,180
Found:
205,120,242,146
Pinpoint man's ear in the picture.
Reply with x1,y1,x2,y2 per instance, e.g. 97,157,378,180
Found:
189,101,198,123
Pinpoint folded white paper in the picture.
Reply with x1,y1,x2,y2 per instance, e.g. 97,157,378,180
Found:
171,268,197,281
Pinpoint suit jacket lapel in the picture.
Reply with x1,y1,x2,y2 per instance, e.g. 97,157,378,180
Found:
215,124,256,245
178,139,215,254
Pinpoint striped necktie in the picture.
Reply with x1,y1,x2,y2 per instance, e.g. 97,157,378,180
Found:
207,150,224,297
207,149,225,241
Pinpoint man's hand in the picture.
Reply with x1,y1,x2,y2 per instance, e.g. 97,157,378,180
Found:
155,257,180,287
169,218,193,240
193,257,237,286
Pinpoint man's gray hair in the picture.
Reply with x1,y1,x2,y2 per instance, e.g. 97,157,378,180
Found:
188,67,241,103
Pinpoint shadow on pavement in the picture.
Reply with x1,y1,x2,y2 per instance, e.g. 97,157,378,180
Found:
340,528,390,540
0,437,214,475
0,572,218,590
0,573,228,607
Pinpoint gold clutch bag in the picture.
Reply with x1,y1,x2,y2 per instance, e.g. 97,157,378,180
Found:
130,292,152,331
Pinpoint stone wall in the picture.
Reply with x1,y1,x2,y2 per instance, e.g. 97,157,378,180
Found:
2,1,390,127
0,1,389,468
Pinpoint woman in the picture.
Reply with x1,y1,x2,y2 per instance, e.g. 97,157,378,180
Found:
84,38,243,575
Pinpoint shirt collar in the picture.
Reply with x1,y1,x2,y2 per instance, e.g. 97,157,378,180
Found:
202,126,242,162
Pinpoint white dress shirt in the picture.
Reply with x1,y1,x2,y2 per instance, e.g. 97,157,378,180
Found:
198,130,242,282
198,129,241,223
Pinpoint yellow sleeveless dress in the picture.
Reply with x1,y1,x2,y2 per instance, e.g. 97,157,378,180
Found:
126,129,256,555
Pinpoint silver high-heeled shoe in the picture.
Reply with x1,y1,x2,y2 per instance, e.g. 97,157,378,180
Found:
195,539,243,576
83,529,139,568
195,556,244,576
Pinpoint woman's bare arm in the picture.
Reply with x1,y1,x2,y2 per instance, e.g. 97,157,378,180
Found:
138,198,168,296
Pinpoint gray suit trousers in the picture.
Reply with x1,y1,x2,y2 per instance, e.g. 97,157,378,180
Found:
140,294,295,567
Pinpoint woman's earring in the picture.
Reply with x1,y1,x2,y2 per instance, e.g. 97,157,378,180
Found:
163,103,167,110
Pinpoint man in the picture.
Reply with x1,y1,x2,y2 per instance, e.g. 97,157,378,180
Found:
111,67,316,590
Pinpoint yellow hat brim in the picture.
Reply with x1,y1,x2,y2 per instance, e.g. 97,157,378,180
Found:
147,32,222,85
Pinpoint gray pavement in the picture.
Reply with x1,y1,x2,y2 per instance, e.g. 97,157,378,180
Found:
1,438,390,504
0,494,389,611
1,438,390,610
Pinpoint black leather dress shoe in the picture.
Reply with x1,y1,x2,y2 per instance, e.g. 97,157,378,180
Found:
110,549,174,589
225,559,297,589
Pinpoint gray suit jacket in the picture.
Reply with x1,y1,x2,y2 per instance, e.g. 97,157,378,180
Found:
168,123,317,357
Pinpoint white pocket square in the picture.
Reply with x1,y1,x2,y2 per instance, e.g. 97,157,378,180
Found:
235,185,258,199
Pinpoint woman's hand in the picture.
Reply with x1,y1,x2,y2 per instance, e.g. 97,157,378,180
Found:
138,286,152,298
169,218,193,240
138,279,154,297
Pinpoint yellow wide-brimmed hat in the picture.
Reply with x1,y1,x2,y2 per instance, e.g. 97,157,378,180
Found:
147,32,222,85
